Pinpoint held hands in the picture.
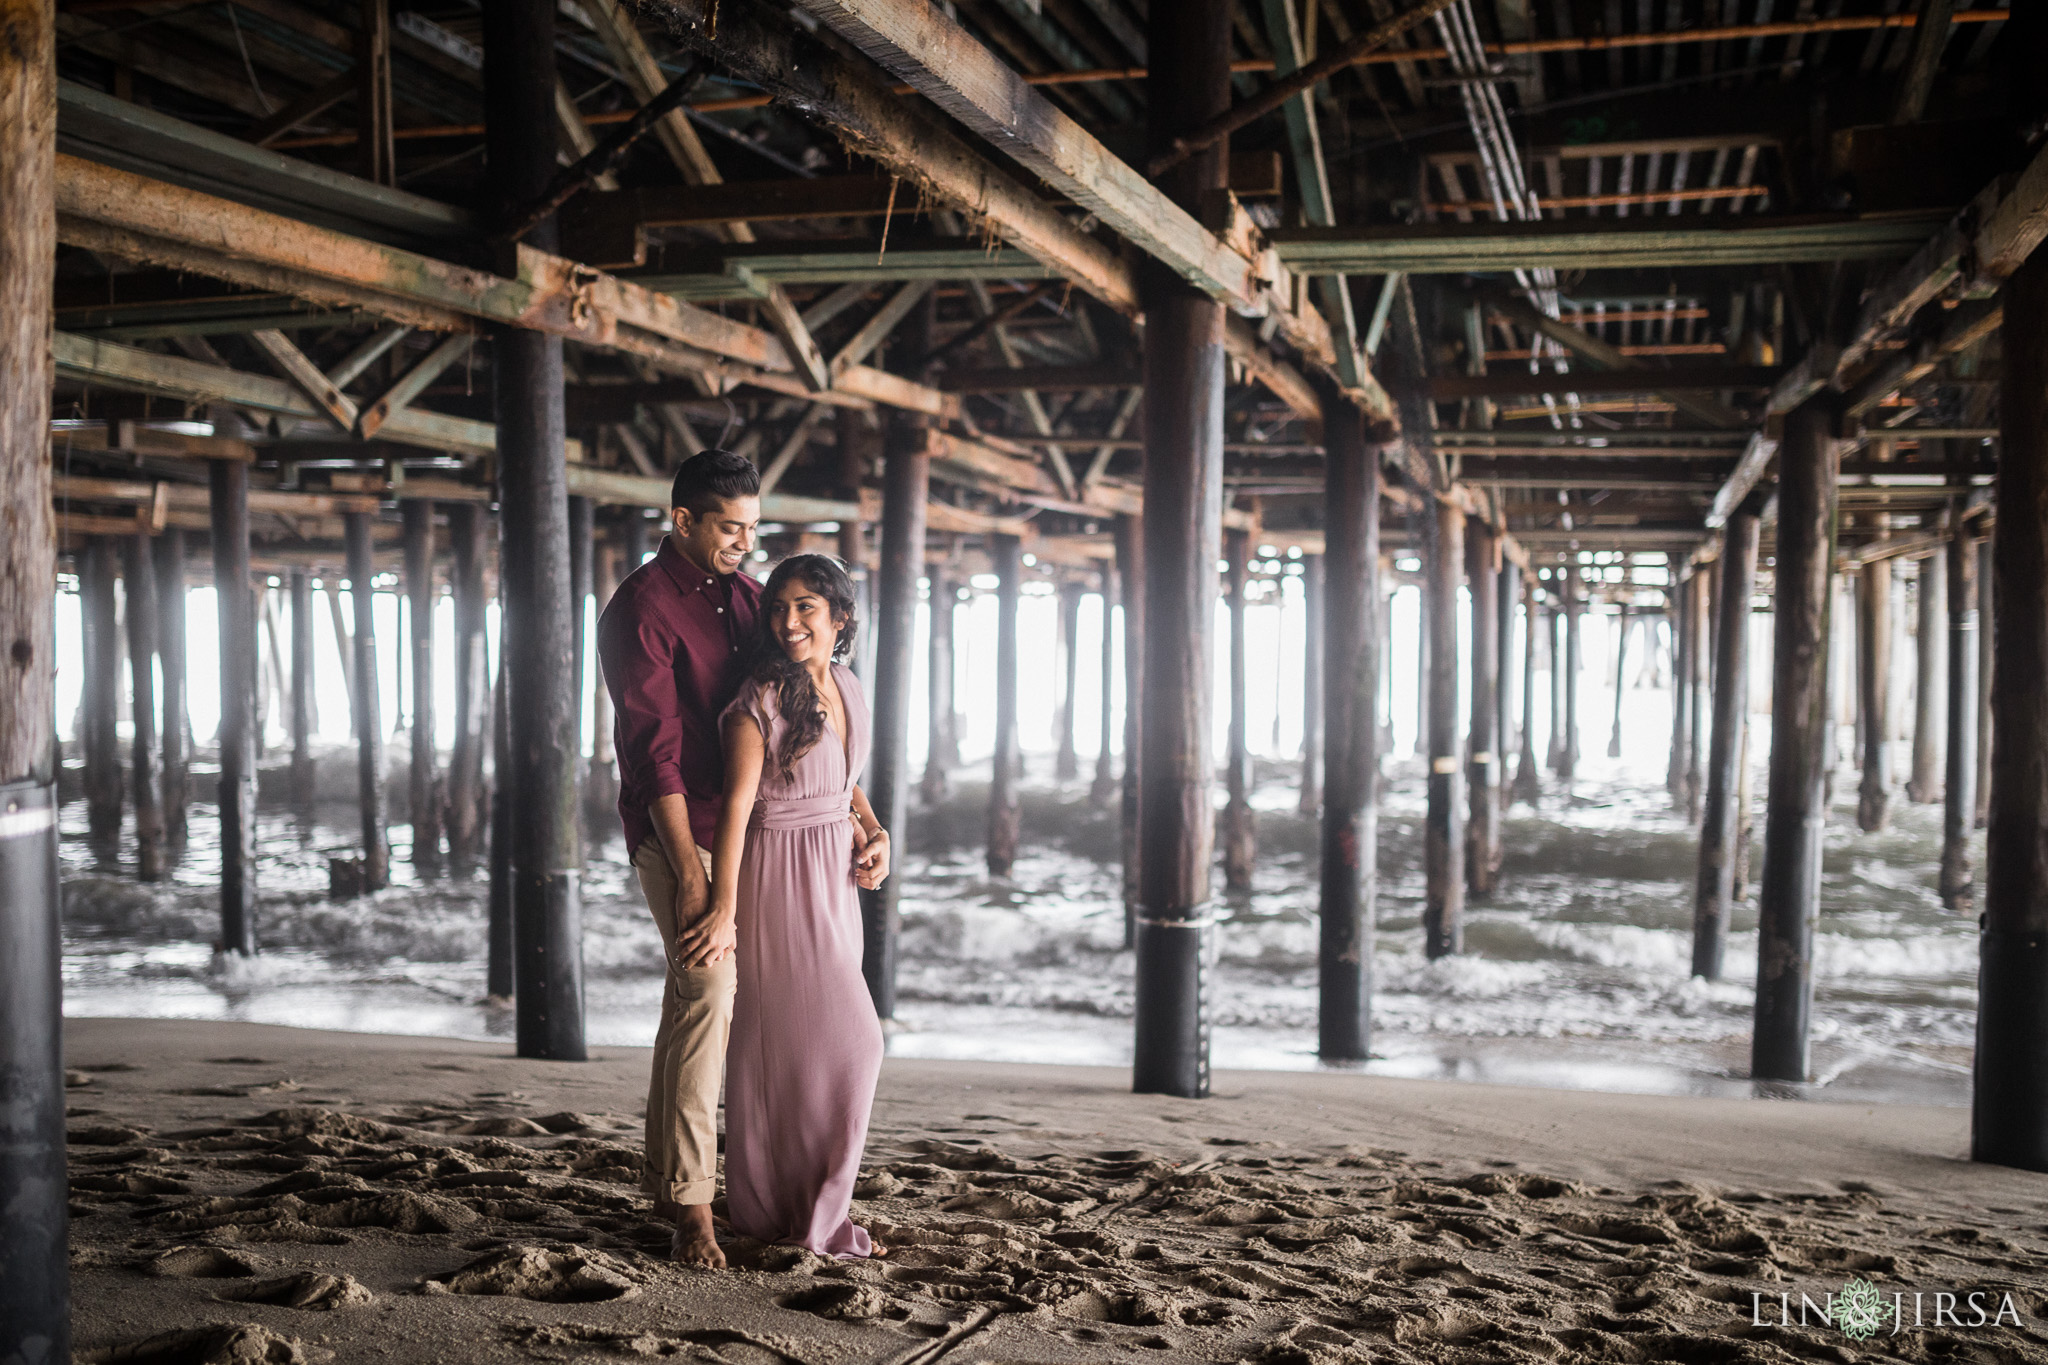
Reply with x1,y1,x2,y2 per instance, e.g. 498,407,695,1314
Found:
671,866,735,969
853,823,890,890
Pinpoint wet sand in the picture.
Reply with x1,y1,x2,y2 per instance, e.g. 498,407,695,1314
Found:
59,1017,2048,1364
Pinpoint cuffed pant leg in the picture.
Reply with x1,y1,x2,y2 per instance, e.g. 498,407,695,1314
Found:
634,840,736,1207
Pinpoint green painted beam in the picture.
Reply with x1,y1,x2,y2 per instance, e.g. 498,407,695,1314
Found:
1269,212,1952,275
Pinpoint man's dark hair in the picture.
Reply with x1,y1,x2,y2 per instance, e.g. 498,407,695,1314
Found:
671,449,760,516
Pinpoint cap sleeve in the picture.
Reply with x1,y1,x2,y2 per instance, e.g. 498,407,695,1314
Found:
720,676,779,743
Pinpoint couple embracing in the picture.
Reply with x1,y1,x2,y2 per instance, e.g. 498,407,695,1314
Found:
597,450,890,1266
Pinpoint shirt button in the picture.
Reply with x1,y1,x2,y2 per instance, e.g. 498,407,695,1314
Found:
717,607,724,613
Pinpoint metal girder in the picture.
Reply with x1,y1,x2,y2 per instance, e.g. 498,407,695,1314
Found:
1429,366,1780,400
1486,293,1751,430
1269,213,1951,276
358,335,475,439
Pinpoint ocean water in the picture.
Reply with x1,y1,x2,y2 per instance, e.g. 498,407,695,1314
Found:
57,717,1980,1109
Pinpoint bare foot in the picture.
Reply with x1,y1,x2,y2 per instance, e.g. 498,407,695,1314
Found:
869,1240,888,1259
670,1204,726,1268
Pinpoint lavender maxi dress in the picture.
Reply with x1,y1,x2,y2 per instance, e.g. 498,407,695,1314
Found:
720,664,884,1258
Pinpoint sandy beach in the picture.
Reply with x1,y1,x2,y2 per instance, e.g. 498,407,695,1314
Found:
57,1017,2048,1364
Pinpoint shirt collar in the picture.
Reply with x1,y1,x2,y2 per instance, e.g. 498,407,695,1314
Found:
656,535,731,597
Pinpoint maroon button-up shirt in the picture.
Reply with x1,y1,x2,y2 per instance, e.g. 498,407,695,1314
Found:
597,536,762,855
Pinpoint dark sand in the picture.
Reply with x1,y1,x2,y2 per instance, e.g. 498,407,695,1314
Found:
59,1018,2048,1363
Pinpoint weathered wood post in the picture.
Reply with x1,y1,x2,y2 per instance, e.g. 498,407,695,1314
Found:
1977,533,1993,829
1670,575,1692,798
1133,0,1227,1098
81,535,122,836
403,500,441,871
863,389,929,1018
1116,513,1144,947
1299,553,1323,814
1318,390,1378,1060
344,512,390,890
1942,523,1979,911
1547,596,1566,772
1562,566,1582,779
1495,560,1515,814
1092,564,1119,805
123,533,164,879
1857,556,1893,831
0,14,69,1350
568,493,593,808
1513,577,1541,805
1608,600,1630,758
587,533,621,823
155,528,189,840
1424,498,1466,958
1465,520,1500,895
987,532,1022,877
486,0,585,1059
920,567,956,802
1976,245,2048,1167
1056,579,1083,781
1909,552,1944,803
1694,498,1761,979
1222,526,1255,892
211,457,257,955
1687,568,1710,822
487,655,513,1000
288,568,315,805
1753,398,1840,1082
446,502,489,861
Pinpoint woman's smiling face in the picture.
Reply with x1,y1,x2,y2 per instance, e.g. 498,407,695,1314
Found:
769,577,842,666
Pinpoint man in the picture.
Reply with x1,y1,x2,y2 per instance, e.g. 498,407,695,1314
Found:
597,450,762,1268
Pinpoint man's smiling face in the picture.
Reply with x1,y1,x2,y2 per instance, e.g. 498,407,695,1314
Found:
672,495,761,577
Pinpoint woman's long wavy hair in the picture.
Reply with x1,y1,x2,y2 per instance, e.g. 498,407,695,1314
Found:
748,554,859,783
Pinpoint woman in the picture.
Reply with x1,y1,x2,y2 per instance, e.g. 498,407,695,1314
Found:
705,554,890,1259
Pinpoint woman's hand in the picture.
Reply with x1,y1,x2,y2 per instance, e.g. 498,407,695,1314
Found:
675,901,737,968
854,827,890,889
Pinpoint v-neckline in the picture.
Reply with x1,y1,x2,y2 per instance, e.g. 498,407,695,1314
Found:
819,664,851,776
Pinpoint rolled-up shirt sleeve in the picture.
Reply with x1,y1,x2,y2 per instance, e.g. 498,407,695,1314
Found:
600,606,689,805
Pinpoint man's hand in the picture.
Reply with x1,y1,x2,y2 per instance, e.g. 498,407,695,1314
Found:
669,860,730,968
854,828,890,890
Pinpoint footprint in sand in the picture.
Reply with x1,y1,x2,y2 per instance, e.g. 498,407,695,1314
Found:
422,1241,646,1302
143,1246,267,1279
214,1272,374,1311
75,1323,328,1365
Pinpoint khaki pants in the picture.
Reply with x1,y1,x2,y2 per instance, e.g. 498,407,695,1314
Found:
632,838,737,1206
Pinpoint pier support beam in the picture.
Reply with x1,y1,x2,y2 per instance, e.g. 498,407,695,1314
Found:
1513,577,1541,805
921,568,956,803
987,531,1022,878
568,494,593,807
1424,497,1466,958
1092,566,1119,805
1562,567,1581,781
1978,534,1993,830
1299,554,1323,814
1318,390,1378,1059
1687,570,1710,822
1222,526,1255,893
288,568,314,805
156,528,188,841
81,535,122,837
487,656,513,1000
1131,0,1227,1100
1116,513,1144,946
1857,557,1894,831
1694,499,1761,980
1976,243,2048,1168
1056,580,1083,782
404,501,440,871
0,11,68,1353
587,533,620,824
446,503,489,862
1466,520,1500,895
123,533,164,879
1496,561,1515,814
1942,525,1978,911
345,512,390,890
1753,397,1840,1082
862,388,928,1017
487,0,584,1060
1909,553,1944,803
1546,601,1566,772
1670,575,1692,801
211,458,257,955
1608,602,1630,759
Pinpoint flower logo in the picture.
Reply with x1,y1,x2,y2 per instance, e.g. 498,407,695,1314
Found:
1836,1277,1887,1341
